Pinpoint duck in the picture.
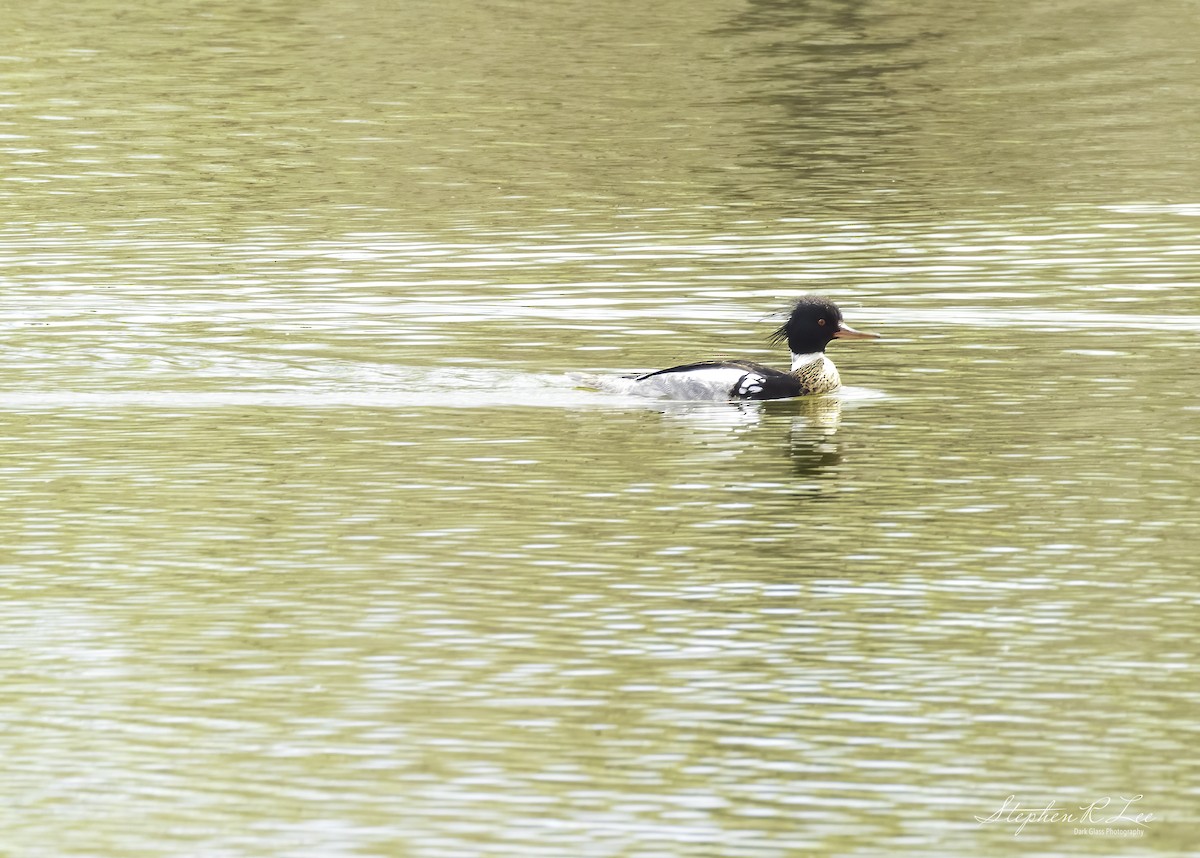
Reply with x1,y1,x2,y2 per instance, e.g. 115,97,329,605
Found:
601,296,879,401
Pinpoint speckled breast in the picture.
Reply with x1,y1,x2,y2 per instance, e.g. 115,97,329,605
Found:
793,355,841,395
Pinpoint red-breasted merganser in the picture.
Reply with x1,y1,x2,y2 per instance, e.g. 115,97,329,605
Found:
602,296,879,401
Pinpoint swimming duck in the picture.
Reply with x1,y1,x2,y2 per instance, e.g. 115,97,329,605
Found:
606,296,879,401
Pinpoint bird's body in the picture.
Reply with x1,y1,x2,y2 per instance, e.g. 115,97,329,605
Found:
594,296,877,402
625,354,839,401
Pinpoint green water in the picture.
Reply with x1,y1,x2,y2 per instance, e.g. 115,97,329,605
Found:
0,0,1197,855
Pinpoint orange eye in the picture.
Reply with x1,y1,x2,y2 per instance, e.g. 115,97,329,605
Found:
817,318,826,326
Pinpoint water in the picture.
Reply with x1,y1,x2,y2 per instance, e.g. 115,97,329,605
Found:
1,0,1198,855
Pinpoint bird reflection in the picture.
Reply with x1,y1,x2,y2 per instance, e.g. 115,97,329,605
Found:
650,392,847,482
781,395,844,478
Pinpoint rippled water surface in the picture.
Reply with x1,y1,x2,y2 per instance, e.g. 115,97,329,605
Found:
1,0,1198,855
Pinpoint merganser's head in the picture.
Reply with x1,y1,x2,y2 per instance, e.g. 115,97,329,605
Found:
770,295,880,355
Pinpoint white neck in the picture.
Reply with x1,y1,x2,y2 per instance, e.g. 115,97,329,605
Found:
790,352,823,372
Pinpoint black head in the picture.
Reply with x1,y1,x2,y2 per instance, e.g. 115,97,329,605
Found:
769,295,879,354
